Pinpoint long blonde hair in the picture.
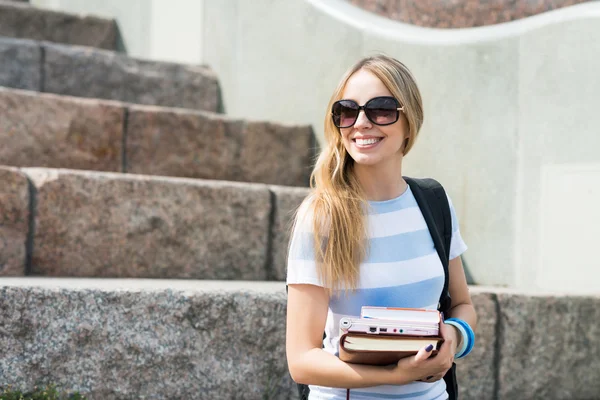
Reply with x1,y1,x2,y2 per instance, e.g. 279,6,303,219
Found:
306,54,424,294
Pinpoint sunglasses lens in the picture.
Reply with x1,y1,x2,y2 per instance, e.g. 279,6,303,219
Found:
332,100,359,128
366,97,399,125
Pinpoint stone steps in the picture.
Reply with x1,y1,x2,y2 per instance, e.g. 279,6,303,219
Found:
0,166,309,280
0,37,220,111
0,0,118,50
1,278,598,400
0,278,294,400
0,87,315,186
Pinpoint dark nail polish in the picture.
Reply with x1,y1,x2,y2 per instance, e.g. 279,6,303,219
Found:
425,344,434,352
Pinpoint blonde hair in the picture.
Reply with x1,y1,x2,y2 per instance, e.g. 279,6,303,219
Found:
306,54,424,294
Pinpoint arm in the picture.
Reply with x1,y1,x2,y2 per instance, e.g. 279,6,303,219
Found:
420,256,477,383
286,283,412,388
287,284,453,388
446,256,477,348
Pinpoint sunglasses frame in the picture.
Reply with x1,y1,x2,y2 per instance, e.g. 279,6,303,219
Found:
331,96,405,128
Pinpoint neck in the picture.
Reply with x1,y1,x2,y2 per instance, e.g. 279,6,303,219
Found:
353,156,407,201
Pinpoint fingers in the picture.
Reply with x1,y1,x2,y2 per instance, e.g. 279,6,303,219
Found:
413,343,435,362
424,373,445,382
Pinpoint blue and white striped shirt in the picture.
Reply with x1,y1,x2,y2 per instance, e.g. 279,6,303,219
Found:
287,185,467,400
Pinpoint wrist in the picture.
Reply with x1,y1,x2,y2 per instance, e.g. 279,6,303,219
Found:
444,318,475,358
448,324,462,348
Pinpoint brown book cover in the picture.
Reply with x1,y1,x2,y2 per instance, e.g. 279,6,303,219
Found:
339,333,443,365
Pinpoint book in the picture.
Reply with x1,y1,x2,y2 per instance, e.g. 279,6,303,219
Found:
339,333,444,365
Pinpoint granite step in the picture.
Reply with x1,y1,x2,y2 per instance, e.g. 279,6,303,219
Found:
0,166,309,280
0,278,295,400
0,87,315,186
3,278,596,400
0,37,220,111
0,0,118,50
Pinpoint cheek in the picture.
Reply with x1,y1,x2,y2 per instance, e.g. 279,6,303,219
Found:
381,123,407,141
339,128,353,147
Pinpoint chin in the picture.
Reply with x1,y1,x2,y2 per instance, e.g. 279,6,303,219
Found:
350,154,382,166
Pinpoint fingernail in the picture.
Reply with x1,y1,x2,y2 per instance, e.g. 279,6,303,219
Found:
427,376,434,380
425,344,434,352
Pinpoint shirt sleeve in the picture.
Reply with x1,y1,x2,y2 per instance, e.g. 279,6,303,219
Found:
447,194,468,260
286,199,325,287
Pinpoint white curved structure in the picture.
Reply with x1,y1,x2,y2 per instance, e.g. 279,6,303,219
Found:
29,0,600,293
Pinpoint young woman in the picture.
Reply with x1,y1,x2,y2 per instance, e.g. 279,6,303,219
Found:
286,55,477,400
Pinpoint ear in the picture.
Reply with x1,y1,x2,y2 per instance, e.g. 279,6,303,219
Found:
399,136,409,154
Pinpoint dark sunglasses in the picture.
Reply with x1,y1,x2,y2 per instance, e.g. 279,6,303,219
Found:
331,96,404,128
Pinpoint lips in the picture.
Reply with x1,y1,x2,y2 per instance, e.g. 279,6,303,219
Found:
353,137,384,147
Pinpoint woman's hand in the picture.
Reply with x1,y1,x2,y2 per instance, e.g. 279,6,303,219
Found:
417,322,459,382
394,322,458,384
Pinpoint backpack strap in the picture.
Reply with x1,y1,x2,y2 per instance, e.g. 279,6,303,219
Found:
404,177,452,313
405,177,458,400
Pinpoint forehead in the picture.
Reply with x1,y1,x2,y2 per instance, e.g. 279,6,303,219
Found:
342,69,393,103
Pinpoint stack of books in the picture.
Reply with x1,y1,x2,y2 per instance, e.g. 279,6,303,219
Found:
339,307,444,365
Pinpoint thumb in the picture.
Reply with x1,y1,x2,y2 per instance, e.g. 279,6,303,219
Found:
414,344,435,362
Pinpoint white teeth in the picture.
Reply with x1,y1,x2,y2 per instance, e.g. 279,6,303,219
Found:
355,138,381,145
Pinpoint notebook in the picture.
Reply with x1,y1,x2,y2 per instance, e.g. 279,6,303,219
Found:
339,333,443,365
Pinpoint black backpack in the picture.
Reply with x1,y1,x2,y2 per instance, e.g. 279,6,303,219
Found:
292,177,458,400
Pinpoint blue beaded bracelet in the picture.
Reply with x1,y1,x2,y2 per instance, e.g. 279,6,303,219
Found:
444,318,475,358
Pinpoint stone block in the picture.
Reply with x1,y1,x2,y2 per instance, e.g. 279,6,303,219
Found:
0,88,124,171
0,168,29,276
496,291,600,399
126,106,314,186
269,186,310,281
26,169,271,280
0,37,41,91
456,290,497,400
0,279,294,399
239,121,315,187
125,106,245,182
43,43,220,111
0,1,117,50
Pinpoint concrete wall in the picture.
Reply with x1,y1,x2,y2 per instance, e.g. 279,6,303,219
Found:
30,0,204,64
28,0,600,293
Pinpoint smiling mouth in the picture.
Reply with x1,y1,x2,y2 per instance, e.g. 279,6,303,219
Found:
353,137,383,146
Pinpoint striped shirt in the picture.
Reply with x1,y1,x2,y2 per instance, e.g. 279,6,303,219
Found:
286,185,467,400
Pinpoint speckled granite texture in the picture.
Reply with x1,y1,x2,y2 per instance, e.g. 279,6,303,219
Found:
26,168,272,280
456,292,496,400
126,106,315,186
43,42,220,112
1,281,597,400
0,87,314,186
347,0,594,28
0,168,30,276
0,280,294,400
0,1,117,50
0,167,312,278
0,39,220,112
0,88,124,172
269,186,310,281
496,292,600,399
0,38,40,91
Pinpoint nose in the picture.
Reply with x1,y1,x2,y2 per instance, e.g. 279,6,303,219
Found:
353,109,372,130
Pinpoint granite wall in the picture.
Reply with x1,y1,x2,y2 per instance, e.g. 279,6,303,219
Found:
346,0,594,28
